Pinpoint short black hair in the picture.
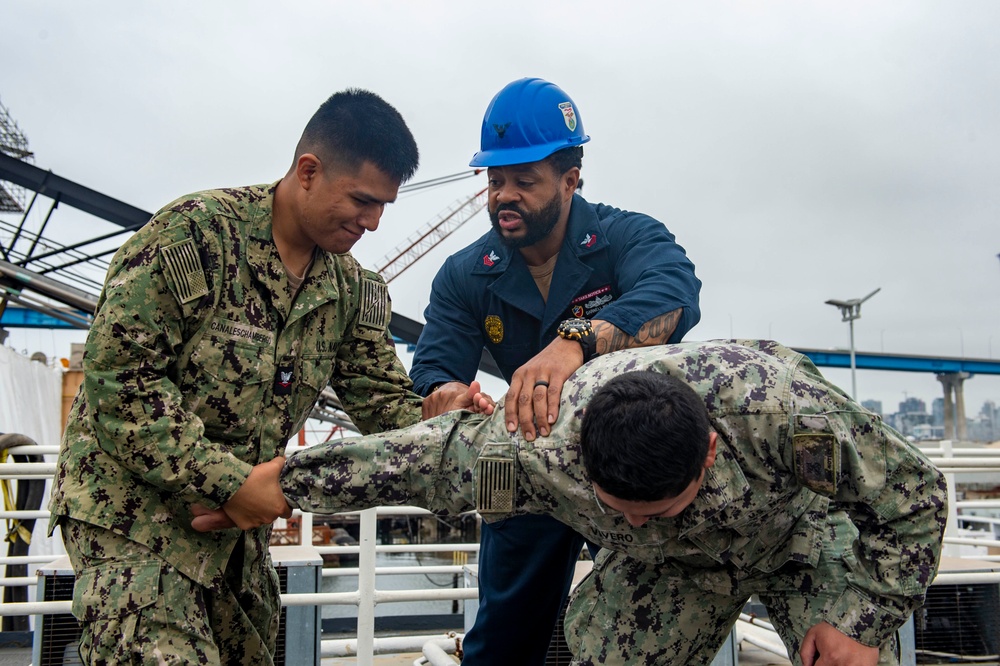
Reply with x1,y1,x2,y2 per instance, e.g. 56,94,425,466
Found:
544,145,583,175
296,88,419,183
580,371,710,502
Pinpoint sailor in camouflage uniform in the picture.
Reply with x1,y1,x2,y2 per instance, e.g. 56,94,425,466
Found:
49,90,429,665
276,340,947,666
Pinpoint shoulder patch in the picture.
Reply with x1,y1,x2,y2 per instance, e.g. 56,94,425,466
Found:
476,456,515,514
358,275,389,330
161,238,209,304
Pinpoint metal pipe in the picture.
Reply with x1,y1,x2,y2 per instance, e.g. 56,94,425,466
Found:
0,462,57,475
941,536,1000,549
315,544,479,556
0,577,35,587
1,445,59,455
357,507,378,666
933,571,1000,585
323,565,468,578
0,600,70,616
0,511,51,520
0,556,61,566
421,639,460,666
320,634,463,658
0,257,99,313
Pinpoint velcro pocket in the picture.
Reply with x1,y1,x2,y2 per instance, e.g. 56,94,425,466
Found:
792,414,842,496
72,560,160,622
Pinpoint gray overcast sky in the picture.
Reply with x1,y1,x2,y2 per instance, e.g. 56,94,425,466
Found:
3,1,999,417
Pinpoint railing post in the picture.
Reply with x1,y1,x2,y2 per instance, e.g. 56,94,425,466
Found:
940,440,962,557
298,511,313,548
356,507,378,666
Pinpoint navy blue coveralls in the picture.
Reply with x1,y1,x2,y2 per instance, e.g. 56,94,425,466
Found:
410,193,701,665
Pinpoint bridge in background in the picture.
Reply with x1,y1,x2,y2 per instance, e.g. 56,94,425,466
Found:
797,348,1000,376
797,348,998,441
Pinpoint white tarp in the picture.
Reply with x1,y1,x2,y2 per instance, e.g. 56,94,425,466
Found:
0,344,66,571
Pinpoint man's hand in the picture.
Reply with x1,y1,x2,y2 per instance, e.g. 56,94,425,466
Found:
505,336,583,441
468,381,496,415
422,381,496,419
799,622,879,666
191,504,236,532
207,456,292,531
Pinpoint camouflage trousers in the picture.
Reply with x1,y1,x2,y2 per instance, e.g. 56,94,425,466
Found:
565,511,901,665
61,519,280,666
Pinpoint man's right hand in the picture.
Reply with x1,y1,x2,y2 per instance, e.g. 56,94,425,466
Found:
421,381,495,419
215,456,292,530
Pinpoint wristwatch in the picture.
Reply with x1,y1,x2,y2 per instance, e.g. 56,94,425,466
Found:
557,318,599,363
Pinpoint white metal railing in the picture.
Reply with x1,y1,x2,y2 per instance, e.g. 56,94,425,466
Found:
3,439,1000,666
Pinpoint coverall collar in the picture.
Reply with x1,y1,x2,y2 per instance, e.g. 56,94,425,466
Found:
472,194,610,334
247,182,341,325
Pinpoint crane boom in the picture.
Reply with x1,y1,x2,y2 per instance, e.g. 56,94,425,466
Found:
376,187,487,283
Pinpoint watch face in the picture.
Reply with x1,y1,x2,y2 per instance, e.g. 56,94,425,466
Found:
559,318,592,339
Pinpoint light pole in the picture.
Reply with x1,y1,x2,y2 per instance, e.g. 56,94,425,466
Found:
825,288,881,399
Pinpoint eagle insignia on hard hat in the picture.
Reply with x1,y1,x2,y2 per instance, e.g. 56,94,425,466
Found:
485,315,504,344
493,122,511,140
558,102,577,132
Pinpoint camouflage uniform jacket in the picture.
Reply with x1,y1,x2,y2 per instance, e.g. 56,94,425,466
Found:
51,183,423,590
283,340,946,647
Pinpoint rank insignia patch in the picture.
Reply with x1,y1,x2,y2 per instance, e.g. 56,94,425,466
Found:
483,250,500,267
275,364,293,396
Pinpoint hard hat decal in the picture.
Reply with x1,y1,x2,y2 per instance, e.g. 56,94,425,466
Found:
485,315,504,344
559,102,577,132
493,122,511,140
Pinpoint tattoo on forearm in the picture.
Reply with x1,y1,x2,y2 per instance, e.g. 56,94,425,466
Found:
594,308,682,355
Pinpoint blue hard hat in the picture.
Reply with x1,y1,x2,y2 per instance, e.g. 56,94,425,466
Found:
470,78,590,167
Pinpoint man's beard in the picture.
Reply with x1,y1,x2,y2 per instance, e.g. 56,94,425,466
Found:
488,192,563,249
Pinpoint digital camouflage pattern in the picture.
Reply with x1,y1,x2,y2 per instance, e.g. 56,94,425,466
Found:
282,340,946,664
62,518,280,665
49,183,422,658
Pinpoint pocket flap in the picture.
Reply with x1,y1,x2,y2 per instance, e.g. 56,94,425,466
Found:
72,560,160,622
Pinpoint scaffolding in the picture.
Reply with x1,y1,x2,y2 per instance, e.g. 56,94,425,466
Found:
0,99,33,213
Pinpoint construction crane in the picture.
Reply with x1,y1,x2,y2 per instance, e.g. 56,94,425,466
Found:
375,186,488,283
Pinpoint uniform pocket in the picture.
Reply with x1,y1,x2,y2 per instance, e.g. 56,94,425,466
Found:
187,337,273,442
299,353,337,393
72,560,160,622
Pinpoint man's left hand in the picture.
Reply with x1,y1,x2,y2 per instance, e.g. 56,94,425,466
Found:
505,337,583,441
799,621,879,666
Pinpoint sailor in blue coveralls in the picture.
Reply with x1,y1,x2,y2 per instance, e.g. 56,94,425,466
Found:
413,78,702,665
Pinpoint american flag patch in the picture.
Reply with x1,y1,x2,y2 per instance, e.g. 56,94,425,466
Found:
358,277,388,329
161,239,208,304
476,457,515,514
